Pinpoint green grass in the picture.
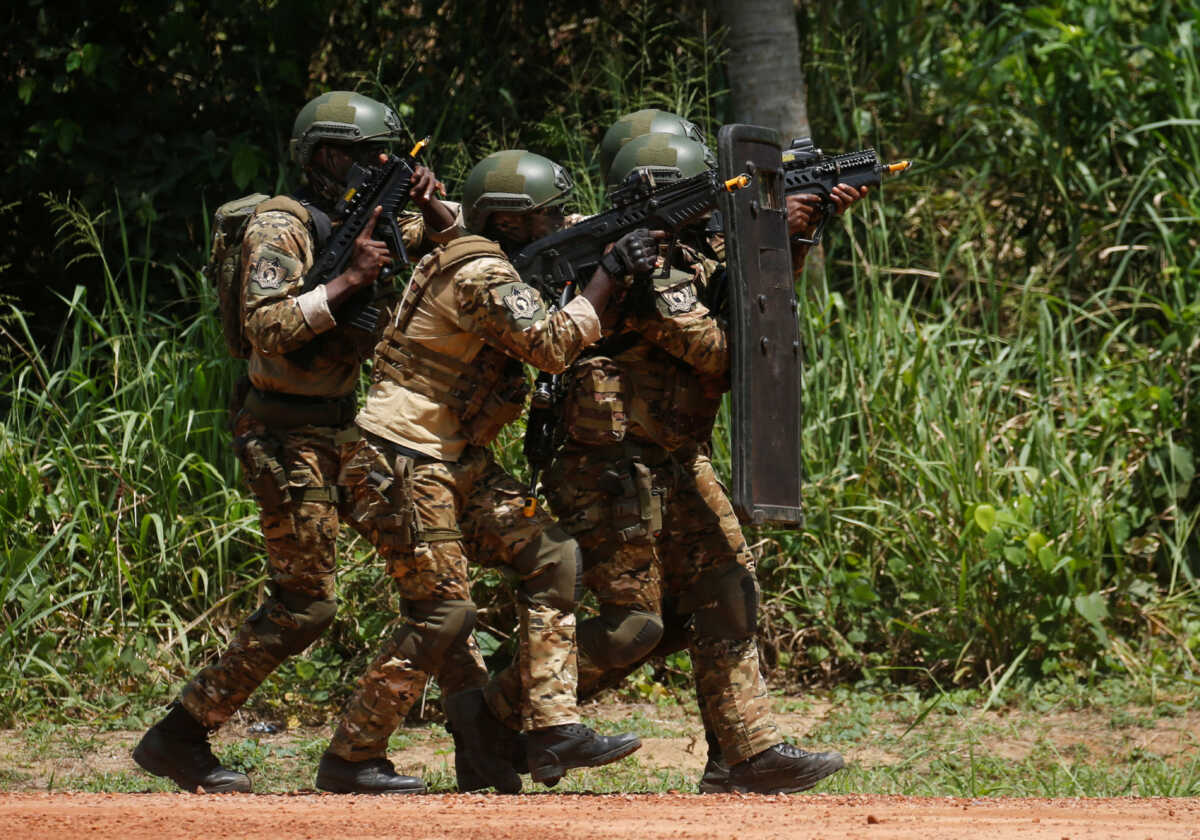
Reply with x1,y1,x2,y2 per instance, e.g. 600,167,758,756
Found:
3,682,1198,796
1,1,1198,725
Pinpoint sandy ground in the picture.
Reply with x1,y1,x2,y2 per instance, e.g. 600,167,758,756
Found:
1,791,1198,839
3,700,1198,837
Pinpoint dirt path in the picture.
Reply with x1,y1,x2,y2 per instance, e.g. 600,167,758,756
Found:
1,791,1197,839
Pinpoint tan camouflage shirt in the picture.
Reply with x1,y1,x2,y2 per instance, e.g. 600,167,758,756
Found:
241,200,463,398
357,239,601,461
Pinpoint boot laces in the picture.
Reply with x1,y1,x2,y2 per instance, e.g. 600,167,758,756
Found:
550,723,597,739
768,742,818,762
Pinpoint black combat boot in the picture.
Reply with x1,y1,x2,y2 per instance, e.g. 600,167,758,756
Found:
697,726,732,793
526,722,641,785
132,703,251,793
314,752,426,794
443,689,522,794
726,742,844,794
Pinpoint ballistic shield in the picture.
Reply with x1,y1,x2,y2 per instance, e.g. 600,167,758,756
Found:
717,124,803,527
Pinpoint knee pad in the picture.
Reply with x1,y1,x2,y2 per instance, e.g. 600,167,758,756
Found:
653,595,691,657
690,563,759,641
391,598,477,674
247,589,338,659
513,528,583,612
577,603,665,669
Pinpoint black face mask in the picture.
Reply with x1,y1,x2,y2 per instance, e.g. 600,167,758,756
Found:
485,208,566,257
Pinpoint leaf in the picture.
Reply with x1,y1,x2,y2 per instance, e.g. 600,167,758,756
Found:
974,503,997,532
1017,494,1034,523
17,78,35,105
475,630,502,658
55,119,81,153
81,44,103,77
1025,531,1047,555
231,144,261,190
1074,591,1109,626
1037,545,1057,573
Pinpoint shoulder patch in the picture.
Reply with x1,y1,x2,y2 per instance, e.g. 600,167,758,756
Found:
660,284,698,315
653,267,699,316
250,244,302,292
502,285,540,320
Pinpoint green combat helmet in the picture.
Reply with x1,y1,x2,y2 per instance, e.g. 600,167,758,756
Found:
461,150,574,233
289,91,404,168
605,133,714,193
598,108,708,183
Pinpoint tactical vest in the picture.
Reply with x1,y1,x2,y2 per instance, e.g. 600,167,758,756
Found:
372,236,530,448
624,346,724,449
565,266,725,451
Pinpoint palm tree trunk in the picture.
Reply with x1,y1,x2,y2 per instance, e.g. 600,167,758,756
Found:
716,0,809,142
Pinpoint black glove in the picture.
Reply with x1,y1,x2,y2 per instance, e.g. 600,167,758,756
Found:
599,228,658,280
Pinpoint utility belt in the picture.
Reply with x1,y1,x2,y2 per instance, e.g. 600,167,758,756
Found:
243,387,356,428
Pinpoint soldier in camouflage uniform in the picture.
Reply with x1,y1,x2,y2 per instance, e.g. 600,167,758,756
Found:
485,129,864,795
133,91,461,795
318,149,650,793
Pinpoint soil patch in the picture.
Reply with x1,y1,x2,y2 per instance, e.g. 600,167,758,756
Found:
1,792,1197,840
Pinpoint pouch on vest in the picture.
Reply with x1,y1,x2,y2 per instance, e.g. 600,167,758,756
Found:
625,355,720,450
564,356,628,445
459,357,530,447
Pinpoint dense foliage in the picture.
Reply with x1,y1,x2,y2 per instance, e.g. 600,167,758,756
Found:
2,0,1197,725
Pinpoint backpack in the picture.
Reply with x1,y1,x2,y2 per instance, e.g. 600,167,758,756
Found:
204,193,330,359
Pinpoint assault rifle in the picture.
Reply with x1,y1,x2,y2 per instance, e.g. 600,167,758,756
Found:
511,167,750,300
517,167,750,517
521,283,574,518
302,137,430,332
782,137,910,245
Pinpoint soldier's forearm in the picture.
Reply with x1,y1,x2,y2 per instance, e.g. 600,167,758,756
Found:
420,198,457,237
244,300,321,355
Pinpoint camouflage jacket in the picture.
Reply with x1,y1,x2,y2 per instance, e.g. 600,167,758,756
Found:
356,235,602,461
241,199,463,399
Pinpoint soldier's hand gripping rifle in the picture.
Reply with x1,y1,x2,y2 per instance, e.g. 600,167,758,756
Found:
782,137,910,246
302,137,431,331
516,168,751,517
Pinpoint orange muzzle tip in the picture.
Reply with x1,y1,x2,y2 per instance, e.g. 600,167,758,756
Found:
724,174,751,191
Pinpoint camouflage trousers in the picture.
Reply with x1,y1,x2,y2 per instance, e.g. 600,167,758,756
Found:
488,439,781,765
327,437,580,762
179,410,351,729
